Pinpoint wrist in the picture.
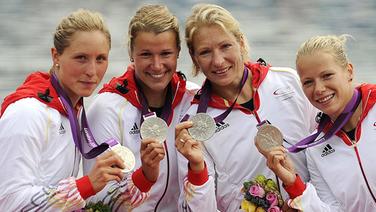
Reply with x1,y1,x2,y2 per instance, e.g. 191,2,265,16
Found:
142,165,158,182
189,160,205,172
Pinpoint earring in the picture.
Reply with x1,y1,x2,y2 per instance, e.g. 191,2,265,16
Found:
55,64,60,69
130,58,134,62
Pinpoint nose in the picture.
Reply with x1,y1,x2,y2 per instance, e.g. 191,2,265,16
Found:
151,56,162,71
212,50,224,68
314,80,326,95
85,60,96,77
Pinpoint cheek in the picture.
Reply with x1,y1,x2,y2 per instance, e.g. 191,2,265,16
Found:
303,88,312,99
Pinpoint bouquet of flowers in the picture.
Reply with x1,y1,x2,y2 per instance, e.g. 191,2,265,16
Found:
84,201,111,212
240,175,283,212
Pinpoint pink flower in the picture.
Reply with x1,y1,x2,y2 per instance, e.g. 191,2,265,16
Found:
266,192,278,207
249,184,265,198
267,206,281,212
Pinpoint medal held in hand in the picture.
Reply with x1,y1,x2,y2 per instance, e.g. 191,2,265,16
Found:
188,113,216,142
255,123,283,153
140,116,168,143
111,145,135,173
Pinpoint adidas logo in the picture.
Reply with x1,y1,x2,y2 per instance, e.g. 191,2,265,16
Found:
215,121,229,133
59,123,66,134
321,144,335,157
129,123,140,135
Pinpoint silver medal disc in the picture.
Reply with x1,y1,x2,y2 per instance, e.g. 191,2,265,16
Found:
188,113,216,142
255,124,283,152
111,145,136,173
140,116,168,143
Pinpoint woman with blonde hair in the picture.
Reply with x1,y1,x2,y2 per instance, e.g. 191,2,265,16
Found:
175,3,317,211
259,35,376,211
83,4,199,211
0,9,124,211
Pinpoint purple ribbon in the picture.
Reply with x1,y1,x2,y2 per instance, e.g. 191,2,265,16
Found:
134,76,173,126
51,74,115,159
288,89,361,153
182,67,248,123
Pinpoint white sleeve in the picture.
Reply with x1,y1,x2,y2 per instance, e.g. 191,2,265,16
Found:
177,145,218,211
0,102,85,211
83,93,149,209
288,152,342,211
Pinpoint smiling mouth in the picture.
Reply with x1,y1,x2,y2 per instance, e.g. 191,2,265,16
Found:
148,72,167,79
316,94,334,103
213,67,230,75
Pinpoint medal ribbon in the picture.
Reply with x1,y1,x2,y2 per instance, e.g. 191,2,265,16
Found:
134,76,173,125
182,67,248,122
51,74,116,159
288,89,361,153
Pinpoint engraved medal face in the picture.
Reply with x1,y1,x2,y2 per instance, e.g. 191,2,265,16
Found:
111,145,135,173
140,116,168,143
255,124,283,152
188,113,216,142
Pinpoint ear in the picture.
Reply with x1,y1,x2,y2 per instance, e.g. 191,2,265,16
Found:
51,48,59,65
347,63,354,82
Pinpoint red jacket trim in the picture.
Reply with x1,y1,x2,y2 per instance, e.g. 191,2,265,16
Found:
191,61,269,114
132,167,156,192
283,175,306,199
76,175,96,200
1,72,67,117
99,65,187,125
187,162,209,186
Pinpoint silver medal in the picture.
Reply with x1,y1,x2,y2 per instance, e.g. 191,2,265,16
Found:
188,113,216,142
255,124,283,152
140,116,168,143
111,145,136,173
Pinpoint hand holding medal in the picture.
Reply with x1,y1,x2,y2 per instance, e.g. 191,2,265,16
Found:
110,144,136,173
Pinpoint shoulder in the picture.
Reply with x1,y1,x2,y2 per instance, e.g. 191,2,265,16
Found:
2,97,54,120
264,66,302,88
185,81,200,95
0,98,58,136
268,67,300,80
89,92,130,109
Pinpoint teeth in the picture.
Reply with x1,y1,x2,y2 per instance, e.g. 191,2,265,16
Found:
150,73,164,79
317,94,334,103
214,67,229,74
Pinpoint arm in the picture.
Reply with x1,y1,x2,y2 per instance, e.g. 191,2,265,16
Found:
254,145,341,211
175,121,217,211
83,93,155,209
0,102,85,211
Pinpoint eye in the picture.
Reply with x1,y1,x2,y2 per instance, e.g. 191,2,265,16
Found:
323,73,334,79
96,55,107,63
222,43,232,49
161,51,174,57
198,49,210,56
75,55,87,62
139,52,152,58
302,79,313,87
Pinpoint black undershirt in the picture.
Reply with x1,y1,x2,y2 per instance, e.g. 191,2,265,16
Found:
345,128,356,141
149,106,163,117
240,98,254,111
